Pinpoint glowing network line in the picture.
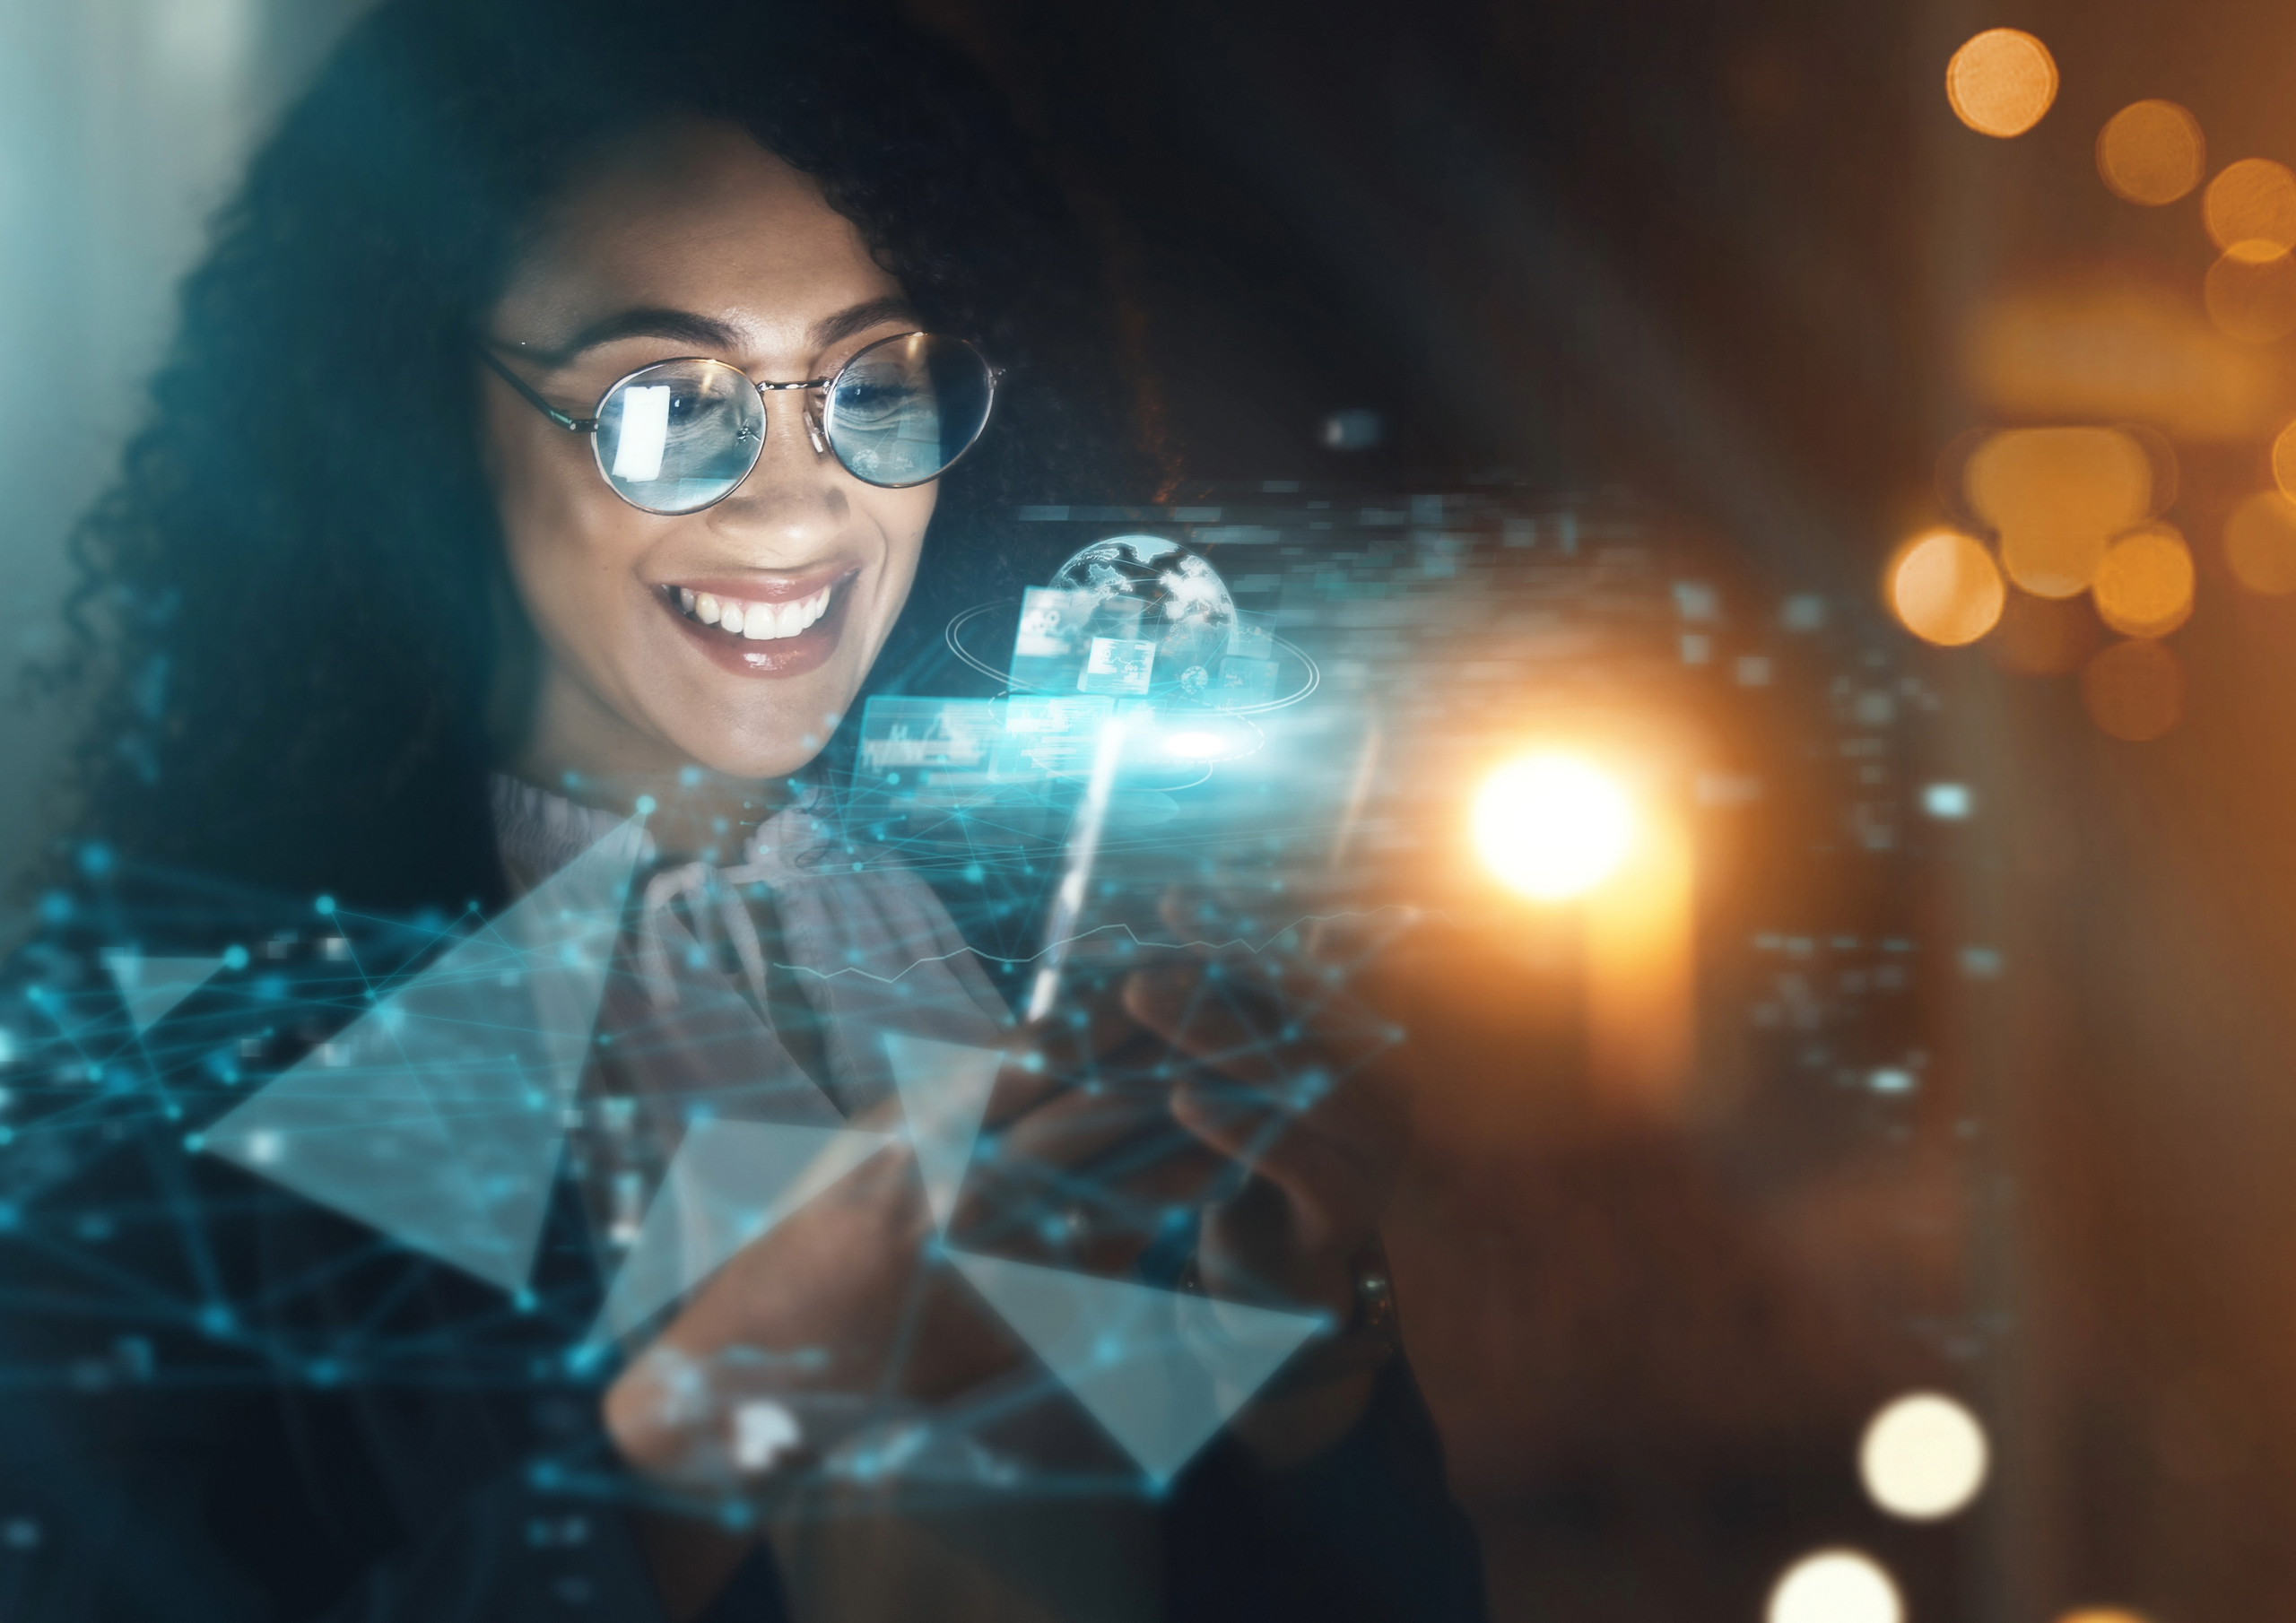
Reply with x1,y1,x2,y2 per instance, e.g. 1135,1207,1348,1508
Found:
199,817,646,1293
178,818,1338,1484
102,952,227,1036
589,1118,896,1344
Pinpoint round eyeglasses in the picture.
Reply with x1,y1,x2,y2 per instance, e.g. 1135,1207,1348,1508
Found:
478,332,999,515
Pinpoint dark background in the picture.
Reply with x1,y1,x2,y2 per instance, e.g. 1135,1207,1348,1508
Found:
909,4,2296,1620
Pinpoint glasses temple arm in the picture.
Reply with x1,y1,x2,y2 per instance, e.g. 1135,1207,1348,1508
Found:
476,346,596,432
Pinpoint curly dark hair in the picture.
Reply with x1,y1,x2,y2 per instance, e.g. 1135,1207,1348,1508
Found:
42,0,1157,912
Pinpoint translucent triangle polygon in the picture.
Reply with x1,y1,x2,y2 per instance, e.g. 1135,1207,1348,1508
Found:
883,1031,1001,1233
948,1251,1327,1485
202,818,645,1292
103,953,226,1036
590,1118,895,1344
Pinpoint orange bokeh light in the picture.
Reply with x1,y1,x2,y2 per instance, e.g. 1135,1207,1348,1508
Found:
1887,530,2005,647
2204,159,2296,259
1964,428,2152,598
1946,30,2057,138
2082,639,2183,742
2224,490,2296,593
2096,101,2206,205
2205,248,2296,343
2271,420,2296,500
2092,525,2194,638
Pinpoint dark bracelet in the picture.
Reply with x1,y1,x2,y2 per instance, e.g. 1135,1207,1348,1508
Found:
1177,1237,1403,1400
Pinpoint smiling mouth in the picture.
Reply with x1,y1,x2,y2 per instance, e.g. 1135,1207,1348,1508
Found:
670,581,838,642
656,570,857,681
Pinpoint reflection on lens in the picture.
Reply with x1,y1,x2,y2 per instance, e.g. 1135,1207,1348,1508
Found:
593,359,764,514
824,334,993,487
610,386,671,482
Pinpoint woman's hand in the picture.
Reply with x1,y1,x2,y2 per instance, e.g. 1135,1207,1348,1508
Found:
601,1004,1226,1491
1120,907,1415,1466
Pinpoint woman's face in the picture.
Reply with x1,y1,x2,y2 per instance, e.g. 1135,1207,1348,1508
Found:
482,119,935,787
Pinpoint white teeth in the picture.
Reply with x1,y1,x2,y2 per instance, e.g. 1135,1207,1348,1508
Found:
679,583,837,639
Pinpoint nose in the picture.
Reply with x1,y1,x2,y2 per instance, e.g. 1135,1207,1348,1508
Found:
707,386,847,549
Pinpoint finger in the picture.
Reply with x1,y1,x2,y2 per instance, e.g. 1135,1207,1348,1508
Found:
957,1079,1229,1244
994,1082,1175,1168
986,993,1149,1127
1123,964,1319,1093
976,1093,1228,1212
1170,1079,1381,1241
1127,958,1399,1086
952,1136,1228,1263
1127,968,1414,1203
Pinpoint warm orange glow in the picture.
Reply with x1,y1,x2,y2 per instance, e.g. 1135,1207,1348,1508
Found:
1587,807,1694,1119
2096,101,2205,204
2092,525,2194,638
1887,530,2004,647
2082,640,2183,742
2204,159,2296,259
1946,30,2057,138
2225,490,2296,594
2056,1612,2150,1623
1988,587,2101,675
1965,428,2152,598
1959,280,2296,441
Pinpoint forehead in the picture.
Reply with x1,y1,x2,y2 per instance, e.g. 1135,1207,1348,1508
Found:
493,118,903,356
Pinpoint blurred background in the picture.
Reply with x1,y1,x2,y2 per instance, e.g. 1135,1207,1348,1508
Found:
10,0,2296,1619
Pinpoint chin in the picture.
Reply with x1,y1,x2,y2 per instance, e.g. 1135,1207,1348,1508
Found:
665,684,854,781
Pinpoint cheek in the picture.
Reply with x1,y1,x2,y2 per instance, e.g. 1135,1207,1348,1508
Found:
856,489,938,634
485,398,644,655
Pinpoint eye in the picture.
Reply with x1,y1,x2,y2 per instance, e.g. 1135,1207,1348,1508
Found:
666,385,723,418
834,377,909,413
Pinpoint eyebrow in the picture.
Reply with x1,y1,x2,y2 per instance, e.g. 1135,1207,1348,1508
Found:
809,295,922,350
526,296,924,369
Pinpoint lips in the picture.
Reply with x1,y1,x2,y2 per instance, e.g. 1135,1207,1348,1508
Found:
657,569,857,680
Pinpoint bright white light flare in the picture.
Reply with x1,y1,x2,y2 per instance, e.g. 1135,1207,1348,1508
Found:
1860,1392,1990,1520
1472,753,1636,901
1162,729,1226,759
1768,1550,1903,1623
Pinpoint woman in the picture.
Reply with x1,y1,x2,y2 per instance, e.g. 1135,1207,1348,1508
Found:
2,2,1483,1618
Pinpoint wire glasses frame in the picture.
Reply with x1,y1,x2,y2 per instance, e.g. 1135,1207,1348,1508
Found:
478,331,1000,515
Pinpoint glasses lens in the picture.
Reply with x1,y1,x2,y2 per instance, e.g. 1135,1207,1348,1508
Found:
592,359,764,514
822,334,994,488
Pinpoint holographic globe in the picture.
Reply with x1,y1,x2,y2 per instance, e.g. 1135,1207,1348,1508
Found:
1049,534,1237,694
